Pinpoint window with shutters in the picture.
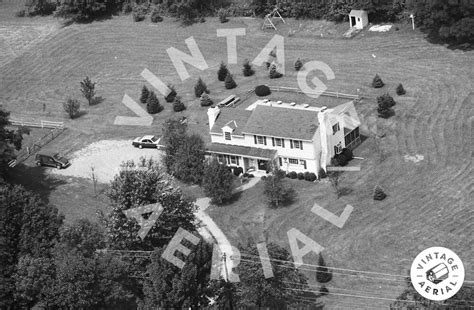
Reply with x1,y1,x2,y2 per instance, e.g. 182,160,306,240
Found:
293,140,302,149
289,158,299,165
256,135,265,145
275,138,283,147
230,156,237,165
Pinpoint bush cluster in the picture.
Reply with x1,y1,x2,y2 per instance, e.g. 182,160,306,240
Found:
286,171,316,182
151,8,163,22
233,167,243,176
332,148,353,166
269,64,283,79
255,85,271,97
218,8,228,23
173,97,186,112
165,84,177,103
377,93,396,118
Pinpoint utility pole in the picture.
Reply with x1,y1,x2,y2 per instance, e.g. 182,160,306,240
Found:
222,253,234,310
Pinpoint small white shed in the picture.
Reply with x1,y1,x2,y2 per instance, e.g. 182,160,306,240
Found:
349,10,369,29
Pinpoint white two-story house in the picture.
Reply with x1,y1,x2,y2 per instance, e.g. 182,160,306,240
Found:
206,99,361,176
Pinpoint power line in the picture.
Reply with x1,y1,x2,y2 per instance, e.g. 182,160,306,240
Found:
237,257,408,284
239,251,408,279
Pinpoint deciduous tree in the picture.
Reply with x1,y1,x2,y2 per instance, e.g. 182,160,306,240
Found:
202,158,234,205
141,240,213,309
63,98,81,119
171,134,206,185
80,76,96,105
162,119,188,173
101,158,196,250
263,169,295,207
0,107,28,177
233,242,312,308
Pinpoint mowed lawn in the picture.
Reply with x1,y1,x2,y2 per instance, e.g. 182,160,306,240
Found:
1,9,473,309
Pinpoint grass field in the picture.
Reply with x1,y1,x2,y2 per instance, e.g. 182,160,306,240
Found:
1,6,473,309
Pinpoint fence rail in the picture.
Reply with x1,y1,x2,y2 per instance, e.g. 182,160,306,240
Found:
269,86,361,100
9,119,64,129
7,122,66,168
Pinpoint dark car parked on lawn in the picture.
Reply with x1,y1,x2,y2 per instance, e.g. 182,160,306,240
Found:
132,135,160,149
35,151,70,169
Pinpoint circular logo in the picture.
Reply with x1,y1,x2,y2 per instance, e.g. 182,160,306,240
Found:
410,247,465,301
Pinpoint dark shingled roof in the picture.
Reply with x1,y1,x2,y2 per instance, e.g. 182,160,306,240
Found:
210,108,252,136
242,105,319,140
207,143,277,160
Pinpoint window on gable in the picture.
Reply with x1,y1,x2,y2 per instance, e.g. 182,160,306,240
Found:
332,123,340,134
224,132,231,140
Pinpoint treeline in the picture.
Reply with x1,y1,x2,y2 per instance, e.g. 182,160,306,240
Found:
407,0,474,45
21,1,474,48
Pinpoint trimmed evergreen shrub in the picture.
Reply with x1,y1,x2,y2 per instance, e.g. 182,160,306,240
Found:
269,64,283,79
377,93,396,108
318,168,327,179
396,83,406,95
218,62,229,82
341,148,353,161
304,171,310,181
218,8,228,23
200,93,213,107
372,74,384,88
165,84,177,103
335,153,348,166
255,85,271,97
288,171,297,179
146,91,163,114
306,172,317,182
242,59,255,77
297,172,305,180
173,97,186,112
224,73,237,89
374,185,387,201
294,58,303,71
194,77,209,98
378,106,395,118
140,85,149,104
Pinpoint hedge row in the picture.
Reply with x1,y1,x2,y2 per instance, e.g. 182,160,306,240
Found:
286,171,317,182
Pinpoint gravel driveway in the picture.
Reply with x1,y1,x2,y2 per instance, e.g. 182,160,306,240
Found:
52,140,162,183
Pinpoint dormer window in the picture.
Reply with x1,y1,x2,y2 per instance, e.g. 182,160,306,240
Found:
225,132,231,140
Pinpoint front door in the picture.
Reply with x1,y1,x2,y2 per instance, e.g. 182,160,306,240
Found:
257,160,267,171
351,16,356,27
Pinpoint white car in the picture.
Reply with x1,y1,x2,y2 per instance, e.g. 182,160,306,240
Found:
132,135,160,149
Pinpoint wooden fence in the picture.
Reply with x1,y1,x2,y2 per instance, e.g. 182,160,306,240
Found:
9,119,64,129
269,86,361,100
8,120,66,168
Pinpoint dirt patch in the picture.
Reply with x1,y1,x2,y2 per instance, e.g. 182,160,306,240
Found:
51,140,162,183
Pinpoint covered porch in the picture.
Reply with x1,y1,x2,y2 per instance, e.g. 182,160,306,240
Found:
206,143,277,173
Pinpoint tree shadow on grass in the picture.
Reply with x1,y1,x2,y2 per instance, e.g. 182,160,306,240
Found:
218,191,243,206
90,96,105,106
5,164,67,205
